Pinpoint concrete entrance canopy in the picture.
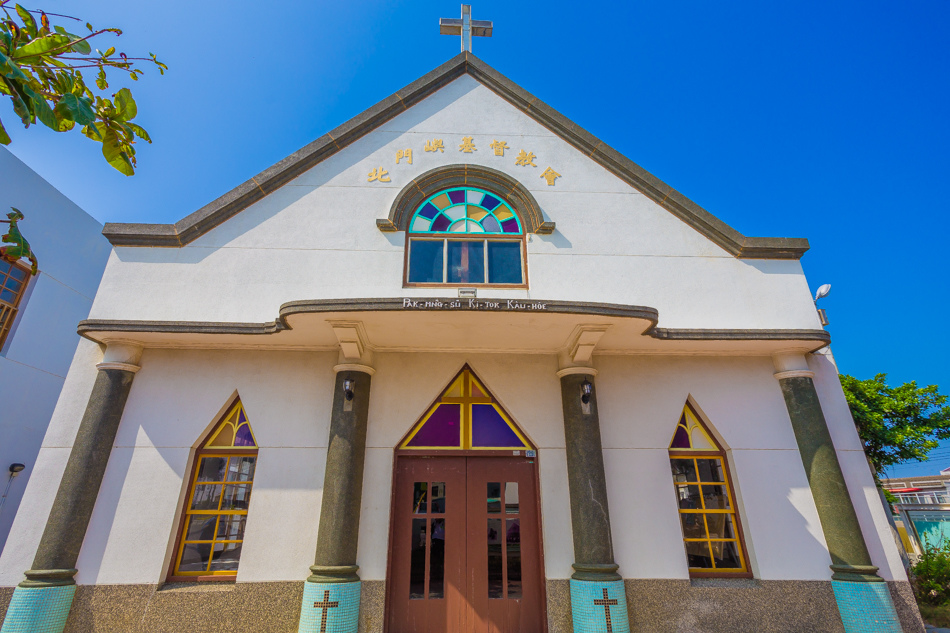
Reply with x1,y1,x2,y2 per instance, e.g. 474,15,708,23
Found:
77,297,830,356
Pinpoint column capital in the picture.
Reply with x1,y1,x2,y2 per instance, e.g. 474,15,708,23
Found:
774,369,815,380
333,363,376,376
771,351,809,376
96,341,143,373
557,366,598,378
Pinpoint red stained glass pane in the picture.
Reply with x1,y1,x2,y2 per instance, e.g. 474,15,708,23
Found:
406,404,461,447
471,405,523,447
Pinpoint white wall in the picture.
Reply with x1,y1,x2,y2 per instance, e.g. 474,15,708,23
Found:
88,76,820,331
0,148,110,552
2,349,904,586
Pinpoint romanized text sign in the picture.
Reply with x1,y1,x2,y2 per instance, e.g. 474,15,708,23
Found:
402,298,548,311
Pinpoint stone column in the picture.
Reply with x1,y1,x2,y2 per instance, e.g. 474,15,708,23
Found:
557,367,630,633
297,363,373,633
773,352,901,633
1,342,141,633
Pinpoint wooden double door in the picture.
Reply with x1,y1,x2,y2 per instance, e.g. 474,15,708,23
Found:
387,455,544,633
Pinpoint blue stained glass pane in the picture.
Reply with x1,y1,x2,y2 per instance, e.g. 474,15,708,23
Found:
407,404,461,447
408,240,444,283
482,216,501,233
487,242,522,284
448,190,466,204
419,203,440,219
472,405,524,447
431,215,451,232
501,219,519,233
481,195,501,211
234,424,255,447
448,241,485,284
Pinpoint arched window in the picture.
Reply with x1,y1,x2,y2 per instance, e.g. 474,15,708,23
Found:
668,404,750,576
170,398,258,581
405,187,526,286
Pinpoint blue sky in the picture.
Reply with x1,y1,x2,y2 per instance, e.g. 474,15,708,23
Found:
3,1,948,476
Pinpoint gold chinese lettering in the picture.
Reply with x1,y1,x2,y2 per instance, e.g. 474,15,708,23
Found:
367,167,391,183
396,148,413,164
424,139,445,153
515,150,537,167
540,167,561,186
459,136,477,153
489,140,509,156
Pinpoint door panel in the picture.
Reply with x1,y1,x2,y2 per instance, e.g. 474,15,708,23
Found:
387,456,543,633
466,458,543,633
389,457,466,633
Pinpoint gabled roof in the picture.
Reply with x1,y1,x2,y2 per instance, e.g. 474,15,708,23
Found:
103,53,808,259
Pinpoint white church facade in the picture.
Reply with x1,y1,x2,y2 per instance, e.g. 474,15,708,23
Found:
0,52,923,633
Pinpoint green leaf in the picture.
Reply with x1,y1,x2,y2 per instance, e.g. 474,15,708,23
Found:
101,128,134,176
15,5,37,38
68,35,91,55
113,87,136,121
59,93,96,126
13,33,71,59
103,46,115,57
0,117,10,144
30,93,57,130
128,122,150,143
81,123,102,140
0,49,30,83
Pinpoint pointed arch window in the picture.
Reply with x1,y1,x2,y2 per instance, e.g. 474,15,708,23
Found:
170,399,258,581
669,404,750,576
406,187,526,287
399,366,532,450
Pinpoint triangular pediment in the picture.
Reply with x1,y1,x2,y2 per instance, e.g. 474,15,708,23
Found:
102,53,807,260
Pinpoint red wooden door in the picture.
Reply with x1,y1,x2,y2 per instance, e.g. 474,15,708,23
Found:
387,455,544,633
465,457,543,633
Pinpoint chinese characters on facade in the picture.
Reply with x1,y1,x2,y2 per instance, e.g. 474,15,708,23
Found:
367,137,561,186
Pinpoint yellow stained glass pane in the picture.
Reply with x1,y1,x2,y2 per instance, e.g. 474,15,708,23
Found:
467,206,488,221
207,423,235,447
431,193,451,209
494,208,514,221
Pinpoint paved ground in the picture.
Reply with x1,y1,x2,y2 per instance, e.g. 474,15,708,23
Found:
925,625,950,632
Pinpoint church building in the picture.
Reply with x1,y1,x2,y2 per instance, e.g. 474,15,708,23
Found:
0,19,923,633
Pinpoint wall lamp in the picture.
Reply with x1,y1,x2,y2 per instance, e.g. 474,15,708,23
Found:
343,379,355,402
581,380,593,405
0,463,26,520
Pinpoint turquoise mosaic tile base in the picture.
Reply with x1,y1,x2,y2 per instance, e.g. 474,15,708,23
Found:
831,580,902,633
570,579,630,633
0,584,76,633
298,581,360,633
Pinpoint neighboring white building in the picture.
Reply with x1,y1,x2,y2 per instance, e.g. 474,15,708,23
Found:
0,54,923,633
0,147,111,552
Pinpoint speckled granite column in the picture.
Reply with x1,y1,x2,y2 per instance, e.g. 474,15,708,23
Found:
1,343,141,633
298,365,373,633
773,353,901,633
558,367,629,633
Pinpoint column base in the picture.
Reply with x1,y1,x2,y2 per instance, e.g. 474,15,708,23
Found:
830,564,883,583
569,578,629,633
298,580,360,633
571,562,622,582
0,583,76,633
831,579,901,633
307,564,360,584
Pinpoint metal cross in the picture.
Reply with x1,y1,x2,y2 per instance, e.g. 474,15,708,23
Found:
439,4,493,53
593,588,619,633
313,590,340,633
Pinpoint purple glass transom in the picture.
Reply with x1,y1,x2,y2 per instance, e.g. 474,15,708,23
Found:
431,215,451,232
671,425,690,449
472,405,523,447
448,190,466,204
234,424,256,447
501,219,519,233
407,404,461,447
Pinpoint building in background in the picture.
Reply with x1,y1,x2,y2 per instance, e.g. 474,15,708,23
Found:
0,147,111,552
882,472,950,556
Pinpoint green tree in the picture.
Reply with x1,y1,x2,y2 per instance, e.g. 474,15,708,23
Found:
0,2,165,174
841,373,950,474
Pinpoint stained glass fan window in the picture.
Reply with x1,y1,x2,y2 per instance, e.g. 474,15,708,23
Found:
400,367,531,450
407,187,524,285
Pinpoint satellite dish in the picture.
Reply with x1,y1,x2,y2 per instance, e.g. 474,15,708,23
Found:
814,284,832,301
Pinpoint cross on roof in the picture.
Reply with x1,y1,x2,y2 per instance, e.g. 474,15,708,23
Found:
440,4,493,53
